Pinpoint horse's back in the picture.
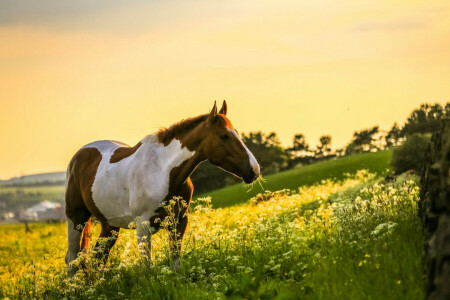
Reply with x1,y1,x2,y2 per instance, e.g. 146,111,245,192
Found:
65,140,130,224
67,140,129,184
82,140,129,153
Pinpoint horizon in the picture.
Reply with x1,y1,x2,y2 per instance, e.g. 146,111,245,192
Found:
1,0,449,179
0,100,441,181
0,102,440,181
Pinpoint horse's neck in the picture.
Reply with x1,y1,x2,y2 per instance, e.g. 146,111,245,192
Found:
138,134,192,168
137,134,201,190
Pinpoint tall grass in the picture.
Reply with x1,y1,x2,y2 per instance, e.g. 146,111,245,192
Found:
0,170,423,299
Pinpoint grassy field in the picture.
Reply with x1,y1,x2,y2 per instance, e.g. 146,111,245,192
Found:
199,150,393,208
0,185,65,203
0,167,423,299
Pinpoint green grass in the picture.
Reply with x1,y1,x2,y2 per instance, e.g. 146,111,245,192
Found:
0,185,64,196
198,150,393,208
0,185,65,204
0,171,423,299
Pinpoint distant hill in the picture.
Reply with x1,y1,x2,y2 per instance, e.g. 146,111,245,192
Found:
0,172,65,186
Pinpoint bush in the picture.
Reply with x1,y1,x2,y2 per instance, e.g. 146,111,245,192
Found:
392,133,431,174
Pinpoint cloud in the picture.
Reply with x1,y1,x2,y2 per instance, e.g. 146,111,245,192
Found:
352,19,427,32
0,0,145,26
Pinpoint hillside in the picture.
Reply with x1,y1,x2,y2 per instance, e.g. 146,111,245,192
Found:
198,150,393,208
0,172,65,186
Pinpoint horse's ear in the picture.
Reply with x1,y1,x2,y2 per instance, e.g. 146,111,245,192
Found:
219,100,227,115
208,101,218,122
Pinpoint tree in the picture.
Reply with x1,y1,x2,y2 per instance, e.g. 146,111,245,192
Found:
391,133,431,174
191,161,240,194
286,133,309,158
345,126,379,154
402,103,445,136
292,134,309,152
385,122,403,148
315,135,332,157
241,131,289,174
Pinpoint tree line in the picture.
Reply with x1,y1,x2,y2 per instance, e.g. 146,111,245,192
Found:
191,103,450,194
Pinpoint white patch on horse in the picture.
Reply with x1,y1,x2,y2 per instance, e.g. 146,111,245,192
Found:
229,129,260,176
65,219,82,277
82,135,195,228
82,140,129,151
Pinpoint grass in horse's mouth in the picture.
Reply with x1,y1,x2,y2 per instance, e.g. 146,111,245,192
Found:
244,176,266,193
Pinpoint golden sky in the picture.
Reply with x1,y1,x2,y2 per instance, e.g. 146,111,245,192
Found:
0,0,449,179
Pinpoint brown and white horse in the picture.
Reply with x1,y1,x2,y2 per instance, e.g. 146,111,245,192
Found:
65,101,260,277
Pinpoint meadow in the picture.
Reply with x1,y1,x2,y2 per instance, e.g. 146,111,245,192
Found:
0,185,65,209
0,162,423,299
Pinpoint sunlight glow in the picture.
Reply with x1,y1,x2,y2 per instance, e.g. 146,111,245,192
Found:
0,0,449,178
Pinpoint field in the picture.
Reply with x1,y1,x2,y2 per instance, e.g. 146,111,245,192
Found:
0,185,65,201
0,154,424,299
0,185,65,211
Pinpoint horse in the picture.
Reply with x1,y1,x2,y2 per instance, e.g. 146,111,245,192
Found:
65,101,261,277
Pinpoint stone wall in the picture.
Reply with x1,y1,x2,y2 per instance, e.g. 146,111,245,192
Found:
420,119,450,300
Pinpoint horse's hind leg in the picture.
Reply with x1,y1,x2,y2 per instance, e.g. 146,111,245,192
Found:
66,219,81,272
93,223,120,266
66,216,91,277
65,178,91,277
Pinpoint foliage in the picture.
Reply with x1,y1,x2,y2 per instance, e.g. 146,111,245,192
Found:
391,133,431,174
292,133,309,152
385,122,403,148
191,162,240,195
345,126,380,154
241,131,289,174
402,103,450,136
0,171,423,299
286,133,310,159
315,135,332,157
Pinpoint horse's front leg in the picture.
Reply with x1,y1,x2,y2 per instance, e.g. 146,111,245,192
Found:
136,217,154,262
169,215,188,271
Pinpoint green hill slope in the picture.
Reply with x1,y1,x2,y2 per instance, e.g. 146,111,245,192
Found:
197,150,393,208
0,172,65,186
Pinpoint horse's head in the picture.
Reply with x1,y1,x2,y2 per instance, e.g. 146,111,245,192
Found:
200,101,261,184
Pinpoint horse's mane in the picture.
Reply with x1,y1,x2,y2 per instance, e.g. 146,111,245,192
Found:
157,114,208,144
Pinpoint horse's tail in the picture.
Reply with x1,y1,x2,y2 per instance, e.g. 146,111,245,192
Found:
81,218,92,252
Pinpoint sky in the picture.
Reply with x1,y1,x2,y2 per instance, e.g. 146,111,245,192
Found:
0,0,449,179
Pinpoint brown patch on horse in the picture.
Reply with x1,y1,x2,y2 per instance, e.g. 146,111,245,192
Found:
66,147,108,225
149,178,194,232
80,218,92,251
156,113,234,152
157,115,208,147
218,114,233,128
110,142,142,163
93,223,120,264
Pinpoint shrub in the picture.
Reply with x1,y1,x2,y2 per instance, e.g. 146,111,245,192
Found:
391,133,431,174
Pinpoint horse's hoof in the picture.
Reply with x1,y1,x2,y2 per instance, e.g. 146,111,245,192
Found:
67,266,79,278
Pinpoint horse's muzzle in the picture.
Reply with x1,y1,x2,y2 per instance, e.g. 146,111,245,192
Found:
243,167,259,184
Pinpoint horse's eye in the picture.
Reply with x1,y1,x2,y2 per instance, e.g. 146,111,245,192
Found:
221,134,229,140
